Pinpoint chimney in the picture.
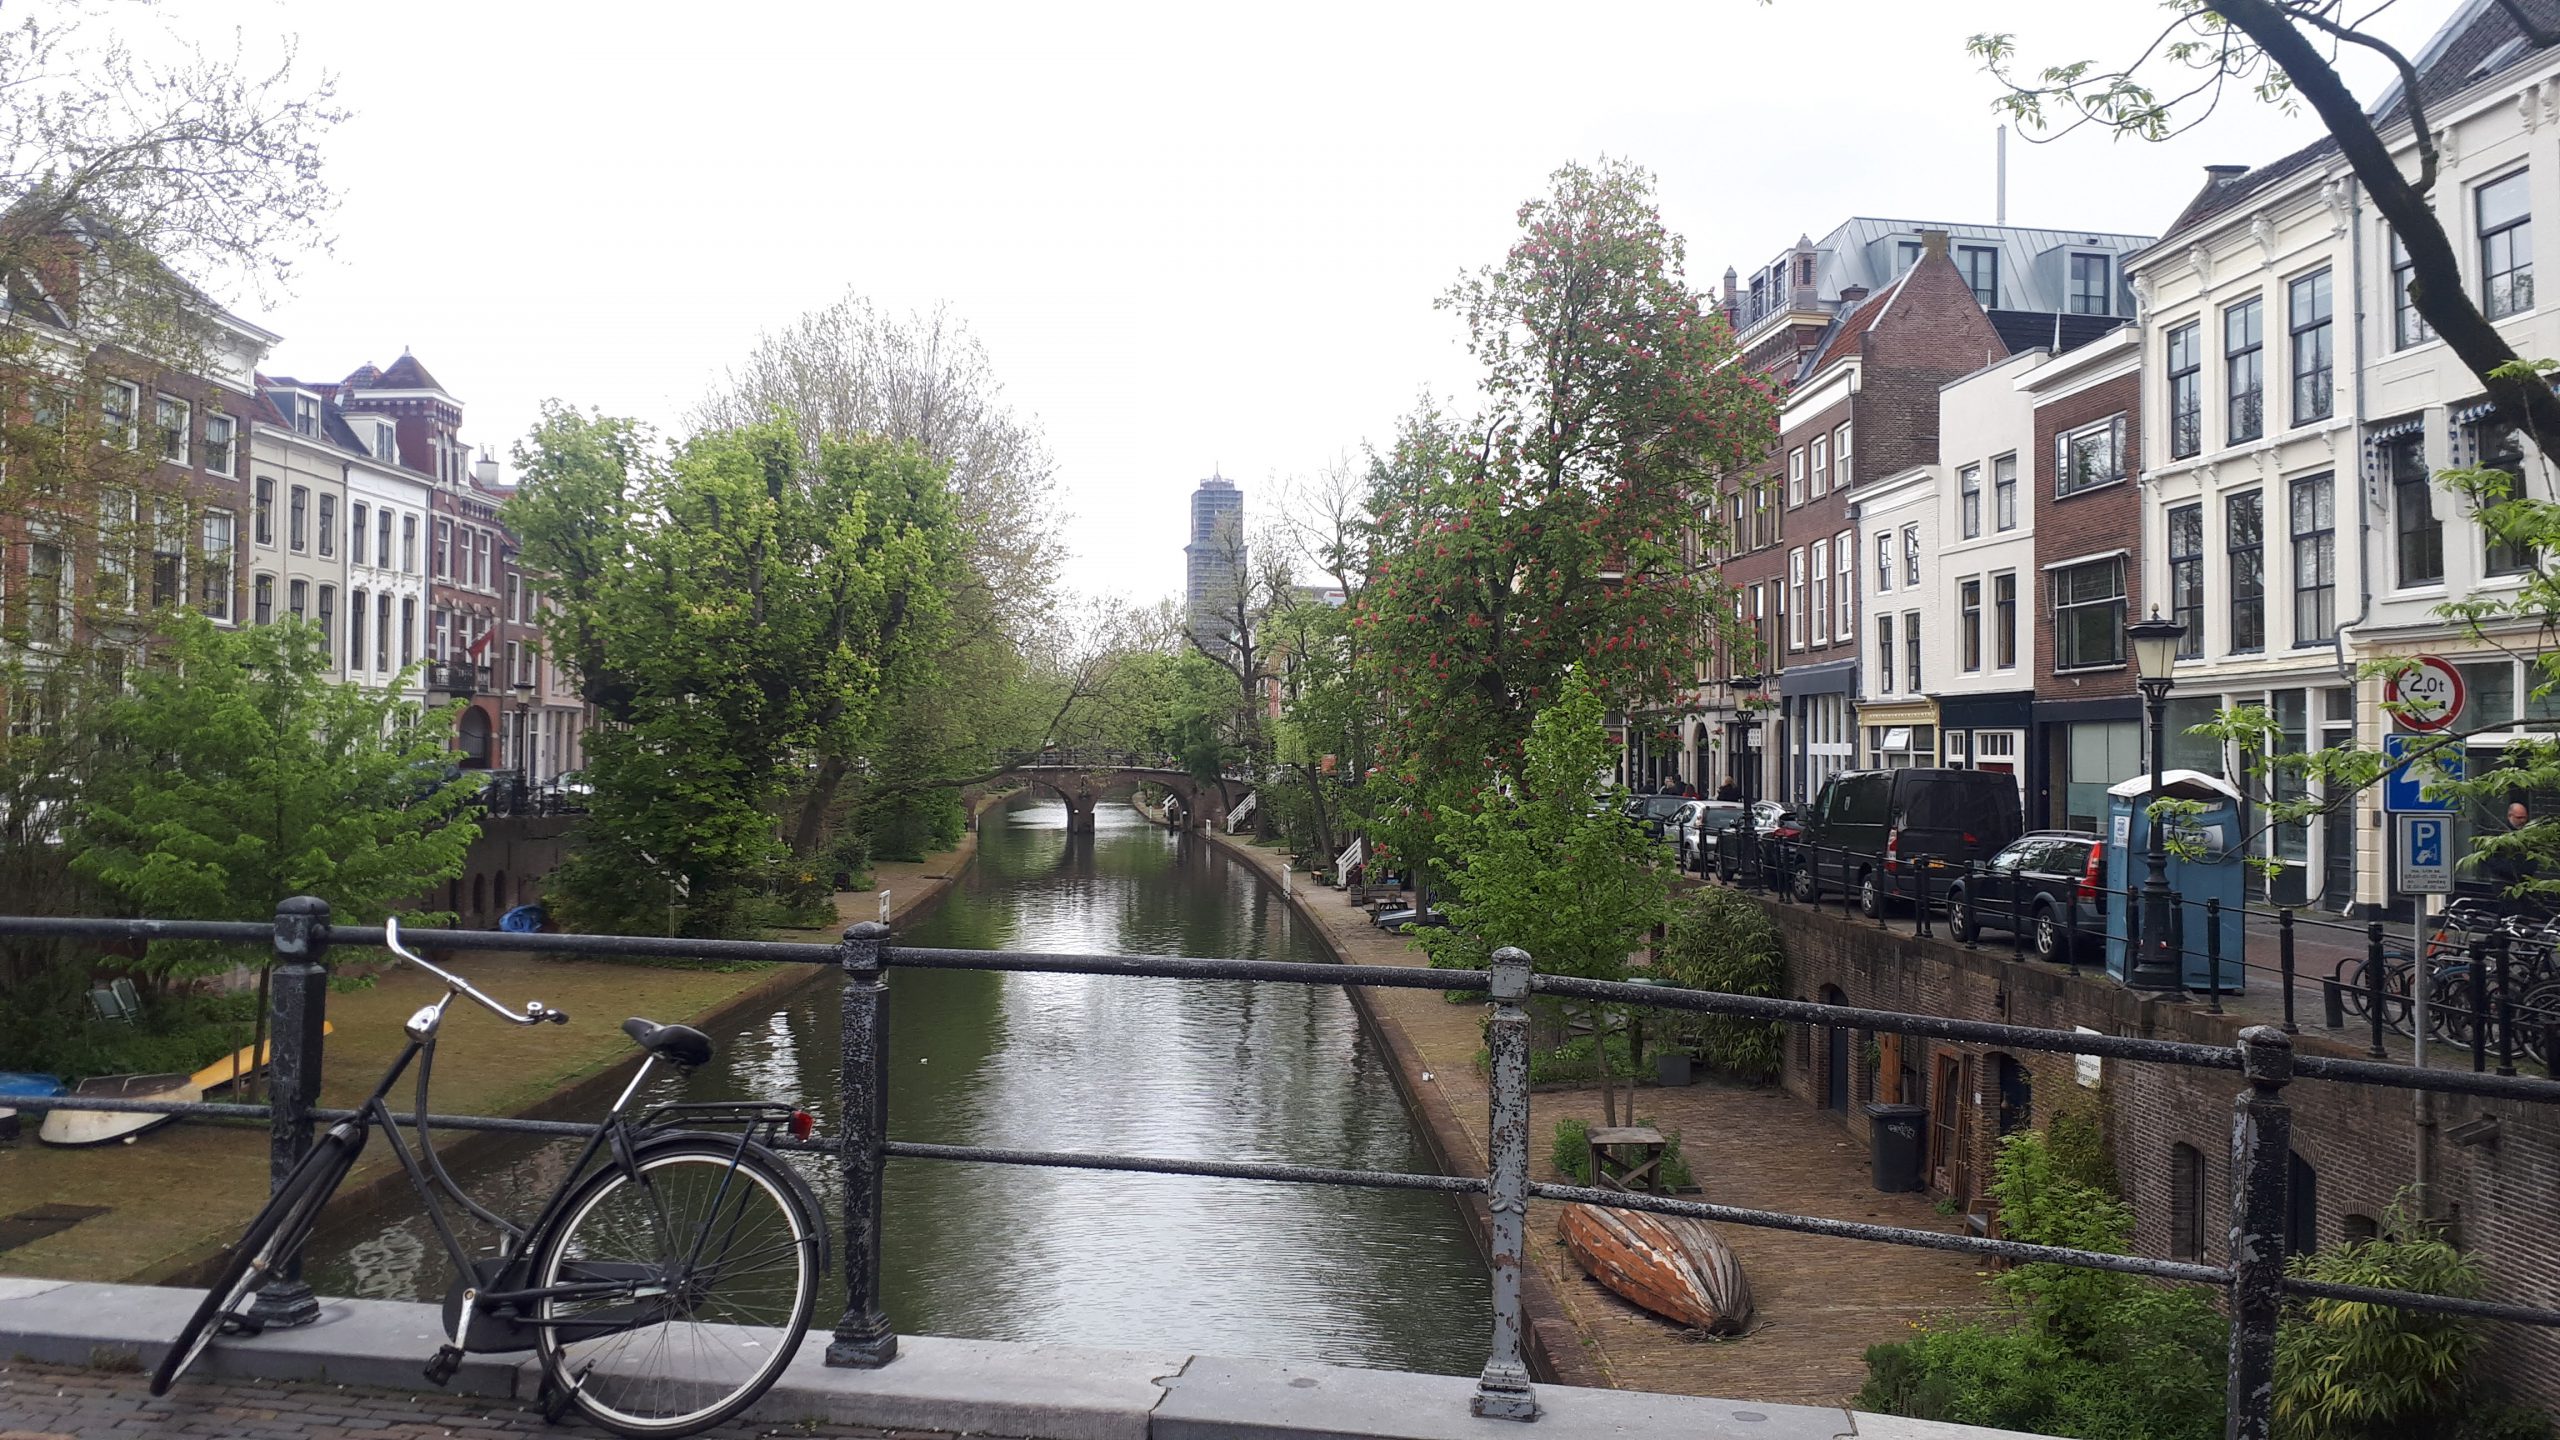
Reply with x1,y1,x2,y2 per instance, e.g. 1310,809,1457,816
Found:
2205,164,2250,186
1839,284,1870,304
471,451,500,489
1920,228,1950,260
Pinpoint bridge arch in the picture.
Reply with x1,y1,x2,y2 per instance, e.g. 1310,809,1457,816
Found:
990,749,1241,834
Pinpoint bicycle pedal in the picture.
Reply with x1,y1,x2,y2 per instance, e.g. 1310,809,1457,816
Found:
215,1311,266,1338
422,1345,464,1387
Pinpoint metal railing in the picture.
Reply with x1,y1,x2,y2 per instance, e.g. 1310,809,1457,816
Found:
8,903,2560,1438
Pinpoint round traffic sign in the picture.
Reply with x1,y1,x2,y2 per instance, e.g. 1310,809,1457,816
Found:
2387,655,2466,733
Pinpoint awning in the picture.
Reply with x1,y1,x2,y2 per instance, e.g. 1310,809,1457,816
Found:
1856,700,1939,728
2452,398,2500,426
2366,414,2426,442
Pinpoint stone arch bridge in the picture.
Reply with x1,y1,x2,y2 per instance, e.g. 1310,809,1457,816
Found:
993,749,1249,834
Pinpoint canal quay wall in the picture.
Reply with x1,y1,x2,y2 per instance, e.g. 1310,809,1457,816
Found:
0,1278,2065,1440
1758,897,2560,1416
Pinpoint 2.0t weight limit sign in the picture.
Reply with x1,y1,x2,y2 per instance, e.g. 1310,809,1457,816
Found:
2387,656,2466,733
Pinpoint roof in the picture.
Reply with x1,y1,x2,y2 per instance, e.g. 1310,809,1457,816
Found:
373,353,445,393
1986,310,2131,357
1808,276,1902,372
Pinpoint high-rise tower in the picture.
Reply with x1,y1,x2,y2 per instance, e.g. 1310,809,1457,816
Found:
1184,473,1244,648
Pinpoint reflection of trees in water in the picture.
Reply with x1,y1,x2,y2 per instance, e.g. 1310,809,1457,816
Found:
308,1136,587,1301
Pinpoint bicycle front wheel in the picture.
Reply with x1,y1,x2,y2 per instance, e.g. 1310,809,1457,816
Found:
152,1124,359,1396
533,1138,818,1437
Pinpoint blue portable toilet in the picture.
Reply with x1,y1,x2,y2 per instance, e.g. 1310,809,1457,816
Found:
2103,769,2247,992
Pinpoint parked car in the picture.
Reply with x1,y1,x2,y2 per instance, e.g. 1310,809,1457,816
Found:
1372,906,1452,932
1790,768,2023,917
1678,800,1748,871
1623,793,1691,842
1716,803,1796,884
1941,830,2108,960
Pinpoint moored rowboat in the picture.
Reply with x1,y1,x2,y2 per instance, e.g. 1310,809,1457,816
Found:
1557,1202,1754,1335
36,1025,329,1147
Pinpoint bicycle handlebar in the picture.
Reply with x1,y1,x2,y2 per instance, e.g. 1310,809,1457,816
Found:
383,916,570,1027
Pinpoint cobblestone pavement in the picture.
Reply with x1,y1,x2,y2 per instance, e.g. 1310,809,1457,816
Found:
0,1362,956,1440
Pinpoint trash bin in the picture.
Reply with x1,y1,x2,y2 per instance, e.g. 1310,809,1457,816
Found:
1655,1051,1694,1087
1865,1103,1927,1193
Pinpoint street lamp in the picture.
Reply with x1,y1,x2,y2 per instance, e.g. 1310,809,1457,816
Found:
1730,672,1765,887
2126,608,2189,991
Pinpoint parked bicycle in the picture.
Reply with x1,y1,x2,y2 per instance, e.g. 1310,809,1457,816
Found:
151,918,829,1438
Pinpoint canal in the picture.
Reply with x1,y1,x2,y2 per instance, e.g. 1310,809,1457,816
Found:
305,795,1492,1374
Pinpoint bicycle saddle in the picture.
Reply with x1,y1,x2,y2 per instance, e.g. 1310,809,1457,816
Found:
621,1016,714,1069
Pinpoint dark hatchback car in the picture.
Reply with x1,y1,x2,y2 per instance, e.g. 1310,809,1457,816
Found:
1624,793,1690,842
1791,768,2023,916
1942,831,2108,960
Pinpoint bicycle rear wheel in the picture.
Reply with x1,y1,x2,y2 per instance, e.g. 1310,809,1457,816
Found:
151,1124,360,1396
533,1138,818,1437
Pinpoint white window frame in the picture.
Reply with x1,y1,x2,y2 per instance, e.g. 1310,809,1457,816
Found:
1787,547,1806,650
1810,540,1830,644
155,393,190,466
1834,529,1854,639
1810,435,1829,498
102,380,139,449
1787,447,1806,507
1876,532,1893,593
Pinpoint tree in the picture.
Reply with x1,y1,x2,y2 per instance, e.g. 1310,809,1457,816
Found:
508,411,960,935
1357,158,1774,879
1972,4,2560,464
71,613,480,969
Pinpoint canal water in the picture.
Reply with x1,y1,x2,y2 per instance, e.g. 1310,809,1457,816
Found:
305,796,1492,1374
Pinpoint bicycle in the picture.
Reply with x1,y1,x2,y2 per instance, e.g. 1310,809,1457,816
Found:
151,918,830,1438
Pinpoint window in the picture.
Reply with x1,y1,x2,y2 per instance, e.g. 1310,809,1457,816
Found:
1788,448,1806,506
293,394,319,436
204,414,236,476
254,477,274,545
377,591,393,672
1959,465,1982,539
2288,270,2332,425
1811,541,1830,646
316,584,334,648
253,573,274,626
1993,453,2018,531
199,510,232,621
1877,615,1896,693
2056,414,2126,495
2479,422,2532,575
288,577,308,621
402,515,417,573
433,607,451,660
2225,297,2264,443
476,530,493,590
2166,321,2202,458
289,485,308,552
2391,231,2434,348
1994,573,2017,668
1834,423,1853,486
2228,490,2265,652
506,574,522,623
1834,529,1854,639
25,540,64,644
1876,533,1894,592
93,489,134,612
349,588,367,671
401,597,417,666
1903,610,1921,692
101,380,138,448
317,493,336,557
2478,170,2533,319
350,502,369,565
1810,435,1829,497
149,503,181,607
1956,245,1998,307
2292,474,2336,645
382,510,397,570
1903,524,1920,586
2388,433,2442,586
2168,503,2204,658
2053,557,2127,669
1895,239,1922,274
1750,484,1772,548
2170,1143,2207,1261
2068,253,2111,315
156,395,189,464
1960,579,1982,671
433,519,451,578
1788,547,1806,649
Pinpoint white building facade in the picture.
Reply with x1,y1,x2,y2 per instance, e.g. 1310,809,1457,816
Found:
1930,349,2047,786
343,416,431,701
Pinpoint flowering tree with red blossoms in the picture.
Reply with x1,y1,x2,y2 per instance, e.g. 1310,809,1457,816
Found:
1354,158,1776,883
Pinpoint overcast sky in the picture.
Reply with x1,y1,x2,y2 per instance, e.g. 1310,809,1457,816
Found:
181,0,2441,603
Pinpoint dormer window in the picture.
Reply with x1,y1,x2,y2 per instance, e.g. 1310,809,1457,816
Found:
293,394,318,436
2069,253,2112,316
373,420,400,462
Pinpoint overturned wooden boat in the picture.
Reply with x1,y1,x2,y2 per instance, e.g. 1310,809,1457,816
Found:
1558,1202,1753,1335
38,1026,328,1147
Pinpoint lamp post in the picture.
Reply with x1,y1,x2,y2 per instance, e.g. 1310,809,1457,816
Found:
1731,672,1765,888
2126,609,2189,991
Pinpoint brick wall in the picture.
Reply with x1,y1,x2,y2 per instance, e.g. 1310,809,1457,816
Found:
1760,898,2560,1412
1853,260,2007,486
2031,369,2143,702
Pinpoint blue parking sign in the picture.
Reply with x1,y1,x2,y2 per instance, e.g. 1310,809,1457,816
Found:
2400,814,2454,893
2384,735,2462,813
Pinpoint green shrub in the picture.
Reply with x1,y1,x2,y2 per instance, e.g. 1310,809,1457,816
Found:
2274,1200,2488,1440
1650,887,1785,1079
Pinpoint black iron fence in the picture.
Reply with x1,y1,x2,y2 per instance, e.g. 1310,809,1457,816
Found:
8,905,2560,1438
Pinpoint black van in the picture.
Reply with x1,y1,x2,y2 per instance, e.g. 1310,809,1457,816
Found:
1790,768,2024,916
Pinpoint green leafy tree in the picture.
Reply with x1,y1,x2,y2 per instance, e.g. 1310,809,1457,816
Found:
2274,1200,2489,1440
508,410,959,936
1357,157,1772,882
1650,888,1784,1080
71,613,480,969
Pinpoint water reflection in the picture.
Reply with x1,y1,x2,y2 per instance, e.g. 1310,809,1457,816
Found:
305,798,1489,1374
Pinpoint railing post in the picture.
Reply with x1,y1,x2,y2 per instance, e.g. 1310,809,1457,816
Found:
1959,860,1979,949
2471,944,2491,1074
2496,943,2517,1078
2007,865,2025,960
826,919,898,1368
250,895,331,1331
2206,899,2224,1015
2365,922,2389,1059
2225,1025,2295,1440
1472,945,1540,1422
1914,855,1932,939
1873,850,1889,931
2278,909,2298,1034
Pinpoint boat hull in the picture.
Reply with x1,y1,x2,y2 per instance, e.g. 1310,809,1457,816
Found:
1557,1202,1754,1335
37,1073,199,1147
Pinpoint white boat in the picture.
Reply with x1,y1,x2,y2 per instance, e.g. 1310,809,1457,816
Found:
37,1026,326,1147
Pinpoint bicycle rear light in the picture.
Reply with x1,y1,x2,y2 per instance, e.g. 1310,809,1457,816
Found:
789,1108,817,1140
